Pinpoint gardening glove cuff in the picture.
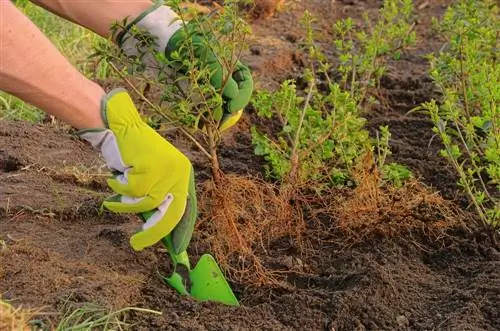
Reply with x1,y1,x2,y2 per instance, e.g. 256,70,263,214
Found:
116,3,182,61
76,88,197,252
116,4,253,132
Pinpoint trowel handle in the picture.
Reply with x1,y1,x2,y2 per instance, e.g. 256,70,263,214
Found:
138,211,191,270
161,235,191,270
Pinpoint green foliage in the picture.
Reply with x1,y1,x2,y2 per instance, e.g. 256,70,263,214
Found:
383,163,413,188
375,125,413,188
251,78,370,187
420,0,499,228
52,303,160,331
0,94,45,122
251,0,416,188
331,0,416,107
0,296,160,331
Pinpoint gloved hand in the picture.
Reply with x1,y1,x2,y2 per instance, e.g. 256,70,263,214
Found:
116,3,253,132
77,89,197,252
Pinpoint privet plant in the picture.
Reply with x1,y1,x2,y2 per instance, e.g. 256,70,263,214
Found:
93,0,252,185
251,74,370,189
420,0,499,229
251,0,416,190
333,0,416,108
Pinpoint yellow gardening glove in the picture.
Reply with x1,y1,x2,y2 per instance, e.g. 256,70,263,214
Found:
77,89,197,251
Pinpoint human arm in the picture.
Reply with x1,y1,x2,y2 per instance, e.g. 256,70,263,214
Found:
0,0,105,129
1,0,196,252
27,0,154,40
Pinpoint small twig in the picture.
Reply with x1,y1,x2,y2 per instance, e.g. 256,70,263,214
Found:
417,1,430,10
300,130,333,160
277,91,295,146
293,80,315,150
109,62,212,160
288,80,315,183
205,123,222,185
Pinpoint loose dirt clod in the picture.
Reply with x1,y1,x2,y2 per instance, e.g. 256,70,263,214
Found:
249,0,285,20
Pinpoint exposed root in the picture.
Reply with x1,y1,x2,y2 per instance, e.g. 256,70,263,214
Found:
197,173,305,286
194,155,468,286
334,153,468,243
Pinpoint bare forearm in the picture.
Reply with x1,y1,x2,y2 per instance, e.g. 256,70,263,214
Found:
0,1,105,129
28,0,154,39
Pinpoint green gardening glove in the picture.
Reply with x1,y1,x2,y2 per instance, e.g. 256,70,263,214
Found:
77,88,197,252
116,3,253,132
165,23,253,131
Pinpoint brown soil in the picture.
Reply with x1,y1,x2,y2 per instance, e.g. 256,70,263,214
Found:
1,1,499,331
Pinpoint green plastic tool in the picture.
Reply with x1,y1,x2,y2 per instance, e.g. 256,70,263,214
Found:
139,212,239,306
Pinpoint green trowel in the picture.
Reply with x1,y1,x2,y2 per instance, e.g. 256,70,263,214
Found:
138,211,239,306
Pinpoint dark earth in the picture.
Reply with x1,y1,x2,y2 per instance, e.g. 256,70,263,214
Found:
1,1,499,330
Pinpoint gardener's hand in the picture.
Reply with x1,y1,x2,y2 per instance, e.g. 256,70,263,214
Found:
116,3,253,132
77,89,197,252
168,27,253,132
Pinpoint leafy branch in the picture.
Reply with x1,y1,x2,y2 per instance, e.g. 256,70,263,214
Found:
93,1,252,185
419,0,499,231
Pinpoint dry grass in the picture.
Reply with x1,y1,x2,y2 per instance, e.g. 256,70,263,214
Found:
32,164,108,188
0,298,39,331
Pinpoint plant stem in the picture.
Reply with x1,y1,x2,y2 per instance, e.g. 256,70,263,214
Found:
358,43,378,108
459,38,472,121
439,129,489,228
108,62,212,160
277,91,295,146
206,123,222,186
348,29,357,99
300,129,333,161
288,79,315,186
453,118,494,203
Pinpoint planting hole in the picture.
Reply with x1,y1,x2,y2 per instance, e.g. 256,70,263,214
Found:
0,152,23,173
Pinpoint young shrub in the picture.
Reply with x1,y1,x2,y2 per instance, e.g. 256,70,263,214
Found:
419,0,499,230
93,0,253,185
331,0,416,108
251,0,416,191
251,75,371,190
376,125,413,188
